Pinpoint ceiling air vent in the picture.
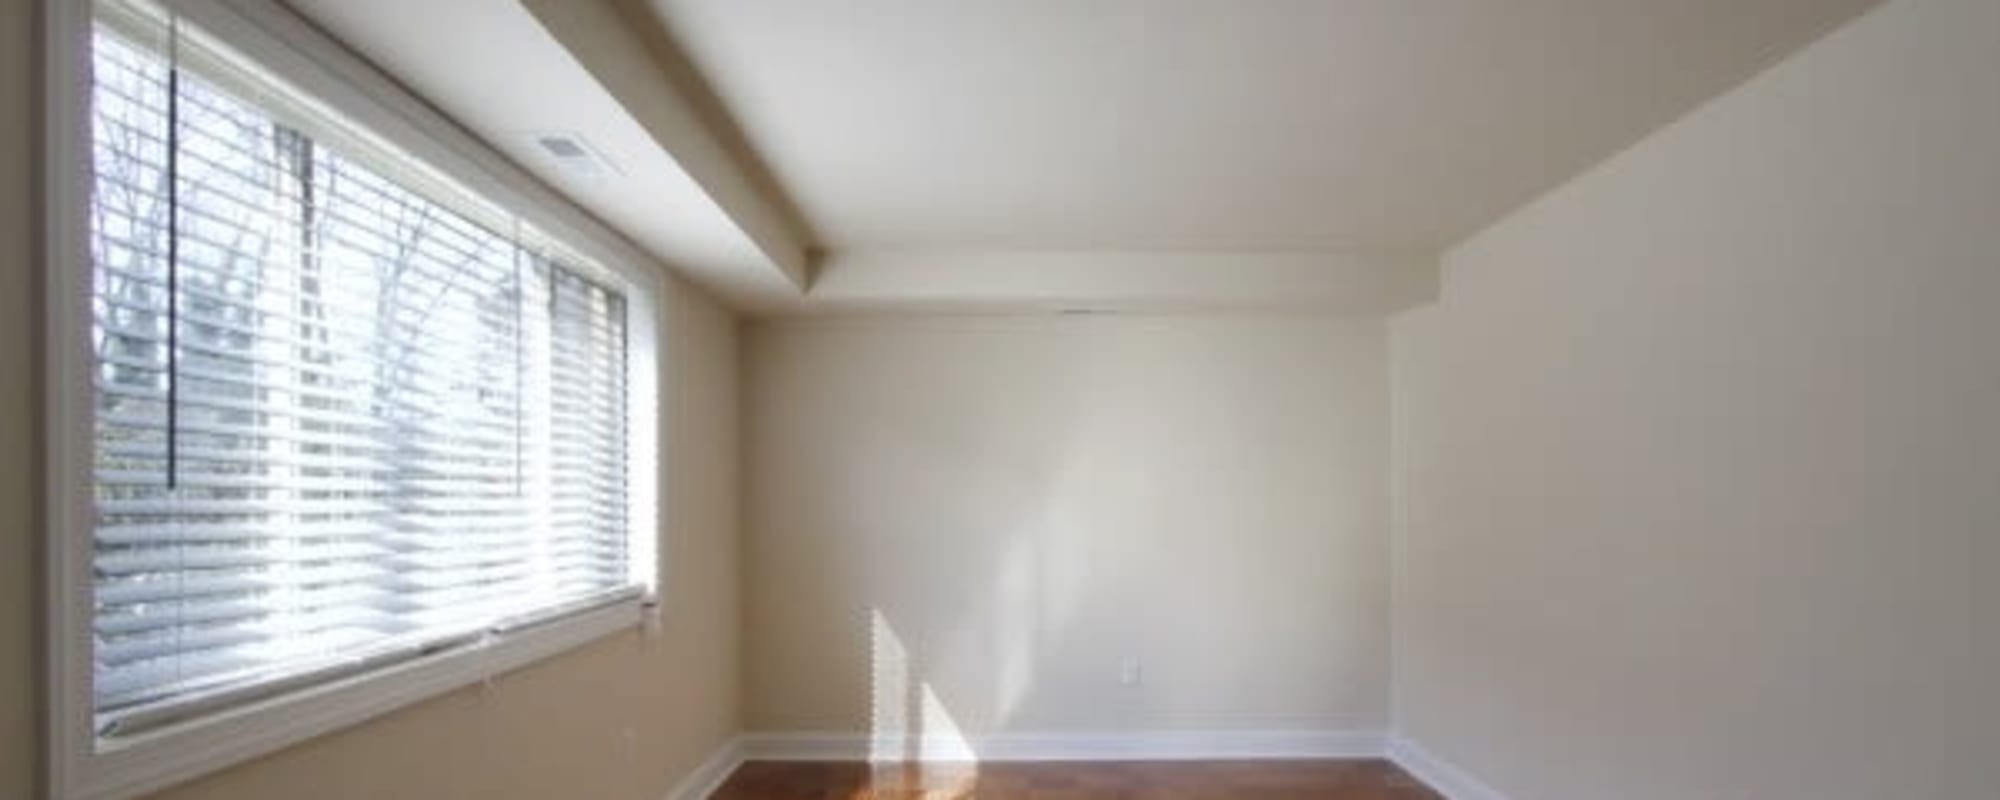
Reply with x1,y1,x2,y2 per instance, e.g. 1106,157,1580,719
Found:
518,132,620,179
538,136,588,158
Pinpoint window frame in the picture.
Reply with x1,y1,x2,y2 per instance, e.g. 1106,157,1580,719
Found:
43,1,665,797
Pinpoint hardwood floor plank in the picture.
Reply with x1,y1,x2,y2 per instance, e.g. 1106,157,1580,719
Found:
710,759,1443,799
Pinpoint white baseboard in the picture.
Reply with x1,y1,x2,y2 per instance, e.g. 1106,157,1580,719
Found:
740,729,1389,763
660,735,746,800
1385,737,1511,800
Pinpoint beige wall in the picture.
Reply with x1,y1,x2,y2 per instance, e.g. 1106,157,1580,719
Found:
3,0,41,795
1390,0,2000,797
743,315,1391,738
0,3,744,785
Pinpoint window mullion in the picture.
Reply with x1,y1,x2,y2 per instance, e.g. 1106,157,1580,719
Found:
81,0,640,740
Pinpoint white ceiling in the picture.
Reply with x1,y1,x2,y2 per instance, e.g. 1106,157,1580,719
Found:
638,0,1877,252
283,0,1878,313
284,0,808,306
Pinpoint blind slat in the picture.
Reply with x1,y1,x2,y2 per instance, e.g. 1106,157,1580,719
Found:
86,10,633,735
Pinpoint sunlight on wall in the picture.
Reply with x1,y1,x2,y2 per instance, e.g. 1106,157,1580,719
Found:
964,432,1124,727
869,609,976,767
992,534,1040,722
868,608,910,763
916,685,974,761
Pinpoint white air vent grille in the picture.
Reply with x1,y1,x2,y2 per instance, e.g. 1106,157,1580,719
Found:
538,135,588,158
517,131,619,179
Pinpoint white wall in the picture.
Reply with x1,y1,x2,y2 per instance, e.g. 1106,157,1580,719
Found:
743,315,1392,740
1391,0,2000,797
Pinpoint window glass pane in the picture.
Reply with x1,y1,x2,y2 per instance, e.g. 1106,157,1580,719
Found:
87,8,633,730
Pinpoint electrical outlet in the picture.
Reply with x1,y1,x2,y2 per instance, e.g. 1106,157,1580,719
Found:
1119,657,1143,687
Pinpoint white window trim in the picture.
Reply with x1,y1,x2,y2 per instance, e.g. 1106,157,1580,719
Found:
44,1,667,797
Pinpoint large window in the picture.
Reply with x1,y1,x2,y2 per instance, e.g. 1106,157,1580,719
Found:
53,1,654,789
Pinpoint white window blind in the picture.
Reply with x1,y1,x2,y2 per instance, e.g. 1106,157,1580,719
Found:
88,1,636,736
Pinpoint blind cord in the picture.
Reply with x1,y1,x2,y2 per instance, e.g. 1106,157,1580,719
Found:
163,15,181,491
87,10,639,717
524,227,532,500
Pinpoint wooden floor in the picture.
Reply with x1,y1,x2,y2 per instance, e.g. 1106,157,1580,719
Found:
710,759,1443,799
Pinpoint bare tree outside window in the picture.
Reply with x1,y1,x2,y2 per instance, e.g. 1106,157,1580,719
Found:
86,22,631,727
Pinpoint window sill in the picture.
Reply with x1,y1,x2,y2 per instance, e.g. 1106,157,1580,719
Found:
64,598,644,800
